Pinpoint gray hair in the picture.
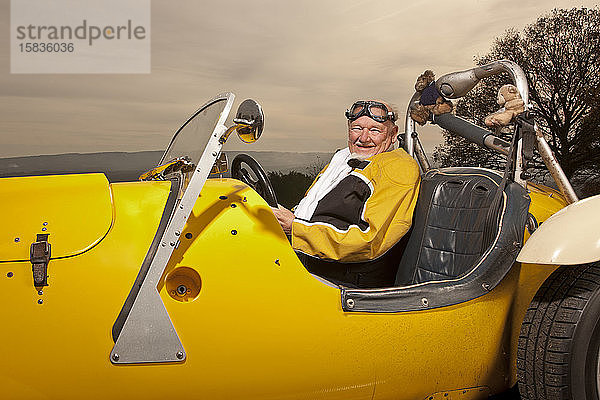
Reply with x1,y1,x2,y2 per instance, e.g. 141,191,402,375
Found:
387,102,400,125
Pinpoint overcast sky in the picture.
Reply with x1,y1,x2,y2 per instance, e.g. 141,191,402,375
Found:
1,0,598,157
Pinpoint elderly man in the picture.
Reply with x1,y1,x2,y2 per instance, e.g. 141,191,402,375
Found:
273,100,420,288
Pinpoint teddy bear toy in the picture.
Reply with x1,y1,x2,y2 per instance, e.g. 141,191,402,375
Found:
409,70,454,125
484,84,525,128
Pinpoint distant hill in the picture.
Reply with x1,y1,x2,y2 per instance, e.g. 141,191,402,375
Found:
0,151,332,182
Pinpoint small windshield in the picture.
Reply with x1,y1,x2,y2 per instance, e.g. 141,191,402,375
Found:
160,98,228,167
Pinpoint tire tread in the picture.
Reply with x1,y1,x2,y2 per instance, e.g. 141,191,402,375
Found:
517,263,600,400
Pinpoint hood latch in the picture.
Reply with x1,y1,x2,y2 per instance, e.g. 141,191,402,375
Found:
30,234,51,288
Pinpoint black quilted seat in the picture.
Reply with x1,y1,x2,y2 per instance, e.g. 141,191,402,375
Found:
343,167,529,312
395,168,503,285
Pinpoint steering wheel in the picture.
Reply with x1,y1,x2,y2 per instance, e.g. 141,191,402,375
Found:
231,154,278,207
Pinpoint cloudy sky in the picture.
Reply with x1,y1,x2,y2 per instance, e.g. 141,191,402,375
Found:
1,0,598,158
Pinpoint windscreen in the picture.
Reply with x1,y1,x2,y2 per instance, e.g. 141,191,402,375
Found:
160,98,228,166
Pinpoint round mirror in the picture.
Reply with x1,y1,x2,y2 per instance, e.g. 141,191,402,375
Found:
234,99,264,143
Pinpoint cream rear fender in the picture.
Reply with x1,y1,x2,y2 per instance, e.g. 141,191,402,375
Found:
517,194,600,265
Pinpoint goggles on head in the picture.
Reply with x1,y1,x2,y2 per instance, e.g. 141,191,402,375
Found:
345,101,397,123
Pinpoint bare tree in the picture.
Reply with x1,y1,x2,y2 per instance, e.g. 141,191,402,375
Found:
433,7,600,196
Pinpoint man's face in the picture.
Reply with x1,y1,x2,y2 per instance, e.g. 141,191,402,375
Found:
347,115,398,158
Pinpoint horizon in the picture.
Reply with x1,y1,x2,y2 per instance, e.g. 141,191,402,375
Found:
0,149,336,159
0,149,343,182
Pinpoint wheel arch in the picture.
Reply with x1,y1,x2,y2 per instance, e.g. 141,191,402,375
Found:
517,194,600,265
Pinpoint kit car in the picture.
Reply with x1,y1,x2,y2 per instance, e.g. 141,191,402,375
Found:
1,60,600,400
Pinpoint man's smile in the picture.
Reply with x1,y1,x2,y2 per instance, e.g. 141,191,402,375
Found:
356,142,375,148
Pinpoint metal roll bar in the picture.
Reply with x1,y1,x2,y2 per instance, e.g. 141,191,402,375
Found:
435,60,529,105
403,59,578,204
535,126,579,203
404,92,420,158
432,113,510,156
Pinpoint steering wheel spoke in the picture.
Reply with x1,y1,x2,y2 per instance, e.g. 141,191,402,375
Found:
231,154,278,207
239,168,257,186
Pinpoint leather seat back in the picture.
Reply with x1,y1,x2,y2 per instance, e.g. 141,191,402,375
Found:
395,168,502,285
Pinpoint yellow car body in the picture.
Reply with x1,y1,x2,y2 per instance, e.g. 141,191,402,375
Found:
0,172,567,399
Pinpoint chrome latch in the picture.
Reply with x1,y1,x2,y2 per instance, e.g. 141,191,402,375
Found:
30,234,51,288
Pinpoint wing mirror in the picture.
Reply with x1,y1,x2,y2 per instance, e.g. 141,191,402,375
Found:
233,99,264,143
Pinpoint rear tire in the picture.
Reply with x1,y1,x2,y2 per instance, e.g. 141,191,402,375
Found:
518,263,600,400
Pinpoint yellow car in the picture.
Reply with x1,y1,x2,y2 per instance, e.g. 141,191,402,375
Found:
1,60,599,400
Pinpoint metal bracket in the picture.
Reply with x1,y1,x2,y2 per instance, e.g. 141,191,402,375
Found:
30,233,50,288
110,93,235,364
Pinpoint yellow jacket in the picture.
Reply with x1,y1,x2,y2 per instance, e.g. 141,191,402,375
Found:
292,148,420,262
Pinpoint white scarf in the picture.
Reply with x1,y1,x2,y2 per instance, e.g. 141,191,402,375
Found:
294,147,353,220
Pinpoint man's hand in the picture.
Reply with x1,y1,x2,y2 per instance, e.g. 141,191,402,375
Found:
271,204,295,235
